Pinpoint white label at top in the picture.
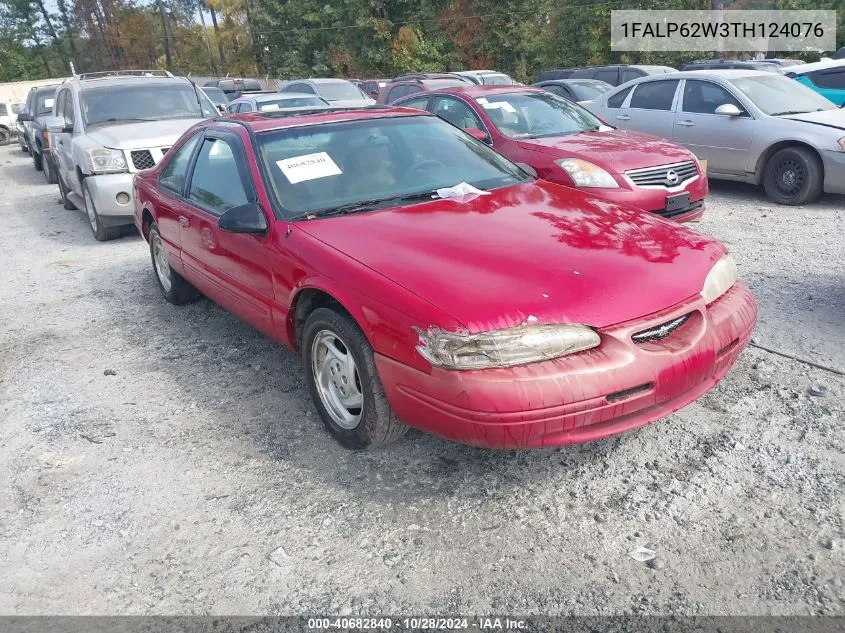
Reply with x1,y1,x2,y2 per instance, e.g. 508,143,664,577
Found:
276,152,343,184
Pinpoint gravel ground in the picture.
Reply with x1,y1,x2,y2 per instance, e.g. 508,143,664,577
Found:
0,143,843,616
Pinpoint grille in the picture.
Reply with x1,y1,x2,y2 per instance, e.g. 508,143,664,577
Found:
626,161,698,188
130,150,155,170
632,313,691,344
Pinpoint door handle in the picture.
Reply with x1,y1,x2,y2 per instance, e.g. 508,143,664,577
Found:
677,120,695,127
179,216,190,228
616,114,631,121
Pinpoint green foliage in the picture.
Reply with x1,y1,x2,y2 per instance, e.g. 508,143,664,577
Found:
0,0,842,82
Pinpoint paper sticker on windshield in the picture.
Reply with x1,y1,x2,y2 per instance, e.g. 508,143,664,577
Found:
260,103,280,111
480,101,516,113
44,98,54,108
277,152,342,184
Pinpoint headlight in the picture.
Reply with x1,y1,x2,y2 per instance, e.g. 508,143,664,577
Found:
414,323,601,370
838,136,845,151
701,254,738,305
85,148,128,174
556,158,619,188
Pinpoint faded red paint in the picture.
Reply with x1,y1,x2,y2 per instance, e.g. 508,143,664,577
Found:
133,108,756,449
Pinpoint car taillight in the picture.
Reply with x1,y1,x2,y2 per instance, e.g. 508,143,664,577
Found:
41,129,50,149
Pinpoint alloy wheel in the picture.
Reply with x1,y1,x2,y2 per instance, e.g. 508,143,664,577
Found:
151,232,172,293
310,330,364,429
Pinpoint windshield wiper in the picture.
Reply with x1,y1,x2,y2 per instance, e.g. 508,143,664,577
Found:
297,191,439,220
770,110,812,116
87,117,156,126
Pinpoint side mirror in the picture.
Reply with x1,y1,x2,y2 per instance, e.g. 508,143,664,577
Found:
217,104,228,115
465,127,491,143
515,162,538,178
17,112,32,122
218,202,268,235
715,103,743,117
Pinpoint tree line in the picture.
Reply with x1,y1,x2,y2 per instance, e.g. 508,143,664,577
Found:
1,0,842,84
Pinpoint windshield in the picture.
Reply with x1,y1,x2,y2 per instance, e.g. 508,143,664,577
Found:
80,83,209,126
475,91,603,139
570,81,613,101
36,91,56,115
730,75,835,115
257,115,529,218
257,97,326,111
317,82,368,101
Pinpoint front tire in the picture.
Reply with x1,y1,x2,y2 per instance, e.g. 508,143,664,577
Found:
32,147,43,171
58,172,76,210
303,307,408,450
148,223,200,304
43,154,58,184
0,129,9,146
763,146,823,206
82,180,122,241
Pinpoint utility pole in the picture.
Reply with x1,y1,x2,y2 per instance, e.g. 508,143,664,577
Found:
156,0,173,70
196,0,218,75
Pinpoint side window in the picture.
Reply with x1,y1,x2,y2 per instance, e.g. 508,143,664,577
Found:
188,137,250,216
63,91,75,125
240,102,253,112
53,92,65,119
595,69,618,84
811,69,845,89
228,103,240,113
621,69,641,83
629,80,680,110
607,86,633,108
399,96,430,110
0,104,6,117
682,80,744,115
288,83,315,94
159,132,201,194
543,84,569,98
387,85,410,102
431,96,483,130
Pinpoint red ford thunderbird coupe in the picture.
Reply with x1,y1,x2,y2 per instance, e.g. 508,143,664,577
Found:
133,106,757,450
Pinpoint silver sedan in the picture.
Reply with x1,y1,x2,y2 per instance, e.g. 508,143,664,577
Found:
584,69,845,205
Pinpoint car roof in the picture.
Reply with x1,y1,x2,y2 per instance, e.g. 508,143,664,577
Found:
225,105,430,132
233,92,320,103
73,76,191,90
415,85,543,98
303,78,352,84
785,58,845,75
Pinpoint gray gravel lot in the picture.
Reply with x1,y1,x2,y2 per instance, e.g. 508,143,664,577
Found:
0,143,843,616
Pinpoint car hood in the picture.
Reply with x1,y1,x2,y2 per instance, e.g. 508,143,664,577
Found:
85,118,206,150
516,128,695,172
781,109,845,131
296,180,725,331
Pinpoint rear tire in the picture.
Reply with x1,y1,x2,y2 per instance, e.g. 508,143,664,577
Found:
0,129,9,146
32,147,43,171
82,180,122,241
763,146,823,206
303,307,408,450
148,223,200,304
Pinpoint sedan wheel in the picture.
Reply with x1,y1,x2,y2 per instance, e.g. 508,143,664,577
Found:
147,222,200,304
303,307,408,450
311,330,364,430
763,146,823,206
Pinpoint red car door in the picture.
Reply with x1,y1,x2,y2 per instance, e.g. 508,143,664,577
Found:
179,129,277,338
153,131,203,255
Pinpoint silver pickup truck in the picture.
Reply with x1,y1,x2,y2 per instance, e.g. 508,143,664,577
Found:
50,71,217,241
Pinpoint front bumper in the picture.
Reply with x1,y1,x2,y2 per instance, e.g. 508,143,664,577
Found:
83,173,136,223
821,150,845,195
570,172,708,223
376,281,757,449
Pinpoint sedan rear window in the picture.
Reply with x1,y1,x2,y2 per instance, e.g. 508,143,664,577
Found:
316,82,367,101
256,97,326,111
256,115,528,218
